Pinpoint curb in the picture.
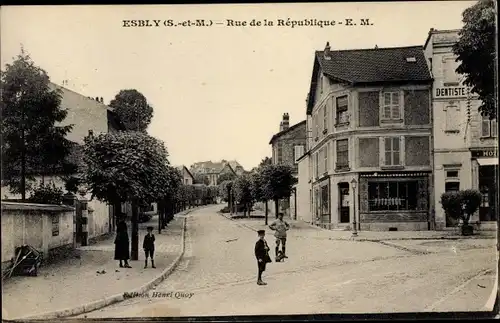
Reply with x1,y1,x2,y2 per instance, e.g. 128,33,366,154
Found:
14,209,195,321
219,212,495,242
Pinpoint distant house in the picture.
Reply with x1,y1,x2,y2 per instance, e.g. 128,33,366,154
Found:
1,83,126,242
269,113,307,219
190,160,243,186
269,113,307,176
175,165,195,185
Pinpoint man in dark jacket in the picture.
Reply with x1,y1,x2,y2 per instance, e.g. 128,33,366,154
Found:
143,226,156,268
254,230,272,285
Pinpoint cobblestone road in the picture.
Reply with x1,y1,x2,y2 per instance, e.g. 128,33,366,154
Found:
82,205,496,318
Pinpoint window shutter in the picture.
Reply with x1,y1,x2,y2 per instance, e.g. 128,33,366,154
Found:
399,91,404,121
380,137,385,166
400,136,405,166
491,119,498,137
379,91,385,121
481,117,491,137
325,144,329,173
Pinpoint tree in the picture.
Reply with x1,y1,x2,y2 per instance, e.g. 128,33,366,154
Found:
158,166,182,231
82,131,173,260
1,48,75,200
251,170,269,224
218,180,234,210
193,173,209,185
259,157,272,168
453,0,496,118
233,174,253,217
218,171,236,183
109,89,154,131
260,164,295,218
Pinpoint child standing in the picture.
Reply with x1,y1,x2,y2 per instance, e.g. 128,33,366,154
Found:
254,229,272,285
143,226,156,268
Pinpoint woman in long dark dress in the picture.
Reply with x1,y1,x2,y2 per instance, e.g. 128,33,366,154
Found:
114,219,131,268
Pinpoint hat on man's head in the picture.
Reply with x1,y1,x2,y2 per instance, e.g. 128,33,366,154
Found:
257,230,265,235
147,226,154,231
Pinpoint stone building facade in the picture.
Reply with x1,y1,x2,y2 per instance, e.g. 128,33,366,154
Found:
1,83,124,239
300,43,433,231
424,29,498,231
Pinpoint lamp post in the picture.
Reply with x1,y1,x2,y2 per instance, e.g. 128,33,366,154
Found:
351,178,358,237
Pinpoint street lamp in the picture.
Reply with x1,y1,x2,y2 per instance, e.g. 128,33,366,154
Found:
351,178,358,237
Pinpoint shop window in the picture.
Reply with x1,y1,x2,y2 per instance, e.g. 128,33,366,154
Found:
368,181,419,211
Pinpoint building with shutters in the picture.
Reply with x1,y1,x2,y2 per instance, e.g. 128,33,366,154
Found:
423,29,498,231
269,113,307,218
299,42,434,231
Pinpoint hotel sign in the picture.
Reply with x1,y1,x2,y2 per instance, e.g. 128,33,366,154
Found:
435,87,468,98
471,149,497,158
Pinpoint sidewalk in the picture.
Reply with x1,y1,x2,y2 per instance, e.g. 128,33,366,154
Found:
1,208,195,320
221,214,497,241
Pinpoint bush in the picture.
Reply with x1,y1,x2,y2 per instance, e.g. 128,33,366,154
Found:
29,182,64,205
220,206,230,213
440,191,462,221
440,189,482,235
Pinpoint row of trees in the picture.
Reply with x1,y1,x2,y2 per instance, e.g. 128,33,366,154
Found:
1,49,215,261
218,157,296,225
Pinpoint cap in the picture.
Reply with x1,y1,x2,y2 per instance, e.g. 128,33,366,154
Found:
257,230,265,235
147,226,154,231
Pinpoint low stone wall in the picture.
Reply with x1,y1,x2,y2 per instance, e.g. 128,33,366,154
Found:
1,202,75,265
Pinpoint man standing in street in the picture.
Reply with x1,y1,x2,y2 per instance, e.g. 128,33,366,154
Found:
269,212,290,261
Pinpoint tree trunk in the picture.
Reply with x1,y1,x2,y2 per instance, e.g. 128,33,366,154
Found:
131,201,139,261
265,200,268,225
274,198,279,218
157,200,162,234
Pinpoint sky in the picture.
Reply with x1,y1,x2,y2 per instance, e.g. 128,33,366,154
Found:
1,2,475,170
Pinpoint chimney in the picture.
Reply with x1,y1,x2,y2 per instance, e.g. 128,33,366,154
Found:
280,113,290,132
374,45,378,49
95,96,99,101
100,97,104,103
324,42,331,60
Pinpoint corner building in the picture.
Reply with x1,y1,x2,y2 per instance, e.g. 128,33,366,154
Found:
301,43,434,231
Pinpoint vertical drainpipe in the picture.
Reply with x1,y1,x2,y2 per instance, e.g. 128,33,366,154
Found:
429,85,435,231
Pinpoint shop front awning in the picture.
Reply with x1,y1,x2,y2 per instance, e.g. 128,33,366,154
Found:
477,158,498,166
360,172,430,178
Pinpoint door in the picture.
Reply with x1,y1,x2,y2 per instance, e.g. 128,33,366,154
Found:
479,165,498,222
339,183,350,223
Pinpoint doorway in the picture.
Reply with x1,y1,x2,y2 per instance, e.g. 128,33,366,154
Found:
339,182,350,223
479,165,498,222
